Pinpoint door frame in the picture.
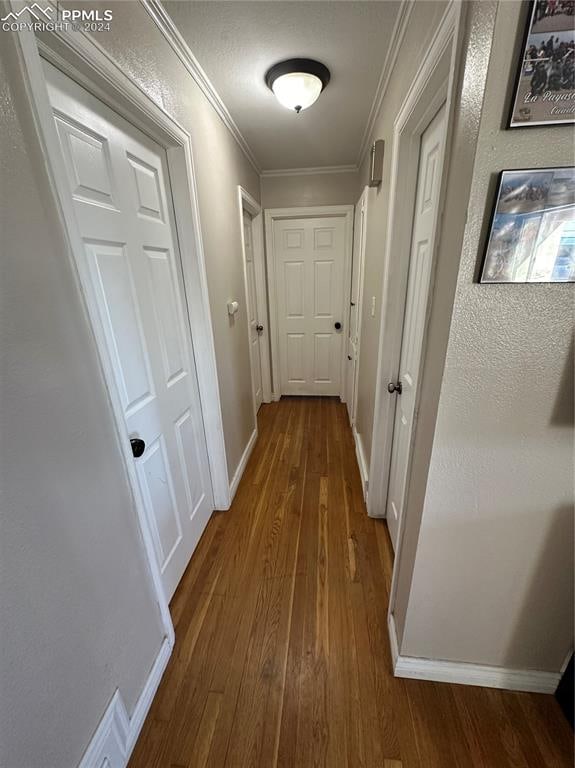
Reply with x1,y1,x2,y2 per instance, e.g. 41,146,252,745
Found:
237,186,273,414
264,205,354,400
367,3,461,525
383,102,448,550
361,1,465,655
347,186,369,425
11,12,232,643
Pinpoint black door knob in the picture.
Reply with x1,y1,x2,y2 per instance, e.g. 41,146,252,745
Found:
130,438,146,458
387,381,402,395
334,322,342,330
256,324,264,332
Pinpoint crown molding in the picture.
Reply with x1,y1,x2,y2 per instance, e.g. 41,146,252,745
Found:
141,0,261,174
261,164,358,178
356,0,415,168
141,0,414,179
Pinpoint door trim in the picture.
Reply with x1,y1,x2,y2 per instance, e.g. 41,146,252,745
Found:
367,3,460,523
238,187,272,410
34,20,230,510
11,9,230,643
383,102,447,550
264,205,354,400
360,0,464,665
348,186,369,425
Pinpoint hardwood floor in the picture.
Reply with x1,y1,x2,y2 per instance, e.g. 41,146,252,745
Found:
128,397,573,768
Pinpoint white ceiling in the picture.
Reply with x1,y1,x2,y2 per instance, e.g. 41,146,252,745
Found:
162,1,401,171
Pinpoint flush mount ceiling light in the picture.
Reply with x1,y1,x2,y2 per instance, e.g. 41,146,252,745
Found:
265,58,330,114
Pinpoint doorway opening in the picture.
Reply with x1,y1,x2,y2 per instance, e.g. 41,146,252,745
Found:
22,25,235,645
44,59,216,602
265,205,353,400
345,186,369,427
385,102,447,550
238,187,272,417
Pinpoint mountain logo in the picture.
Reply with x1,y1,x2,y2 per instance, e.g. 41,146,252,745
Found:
1,3,53,22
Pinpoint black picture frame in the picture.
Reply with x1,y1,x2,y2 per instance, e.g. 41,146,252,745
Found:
479,166,575,283
508,0,575,129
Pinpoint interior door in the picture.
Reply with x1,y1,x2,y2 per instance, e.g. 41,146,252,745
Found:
386,104,447,550
346,191,367,424
242,210,263,411
273,216,346,396
44,61,214,600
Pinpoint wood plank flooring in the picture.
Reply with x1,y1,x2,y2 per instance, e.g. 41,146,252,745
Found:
128,397,573,768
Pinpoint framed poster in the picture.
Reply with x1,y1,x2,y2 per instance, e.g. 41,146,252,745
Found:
509,0,575,128
480,167,575,283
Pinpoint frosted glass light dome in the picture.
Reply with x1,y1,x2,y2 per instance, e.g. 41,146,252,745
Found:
272,72,323,113
265,59,330,114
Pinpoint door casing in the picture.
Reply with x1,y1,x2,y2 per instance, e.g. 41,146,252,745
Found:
238,186,272,418
346,187,369,425
367,32,456,527
44,58,216,602
358,1,466,669
13,17,232,643
265,205,354,401
385,103,447,550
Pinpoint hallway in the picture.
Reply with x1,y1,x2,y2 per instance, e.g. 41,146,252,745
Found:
128,398,572,768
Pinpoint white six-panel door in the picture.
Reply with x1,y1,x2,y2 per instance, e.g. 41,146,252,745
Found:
242,210,263,411
44,61,214,600
272,216,347,396
386,104,447,550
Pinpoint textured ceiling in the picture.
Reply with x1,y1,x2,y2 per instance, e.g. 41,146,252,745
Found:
162,1,401,170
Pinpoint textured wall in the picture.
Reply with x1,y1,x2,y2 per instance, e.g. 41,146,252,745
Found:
261,171,359,209
400,0,574,671
85,0,262,481
354,1,449,473
0,30,164,768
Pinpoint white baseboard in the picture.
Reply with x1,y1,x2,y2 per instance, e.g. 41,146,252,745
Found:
125,638,171,755
387,613,560,694
229,428,258,502
271,391,281,402
78,690,128,768
78,638,172,768
352,426,369,502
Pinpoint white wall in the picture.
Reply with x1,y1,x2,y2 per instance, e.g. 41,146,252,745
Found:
78,0,262,484
398,0,574,672
261,170,358,209
354,1,449,475
0,29,164,768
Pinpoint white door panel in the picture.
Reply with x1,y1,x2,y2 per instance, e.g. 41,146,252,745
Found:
45,61,213,600
242,211,263,411
386,104,446,550
273,217,346,396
